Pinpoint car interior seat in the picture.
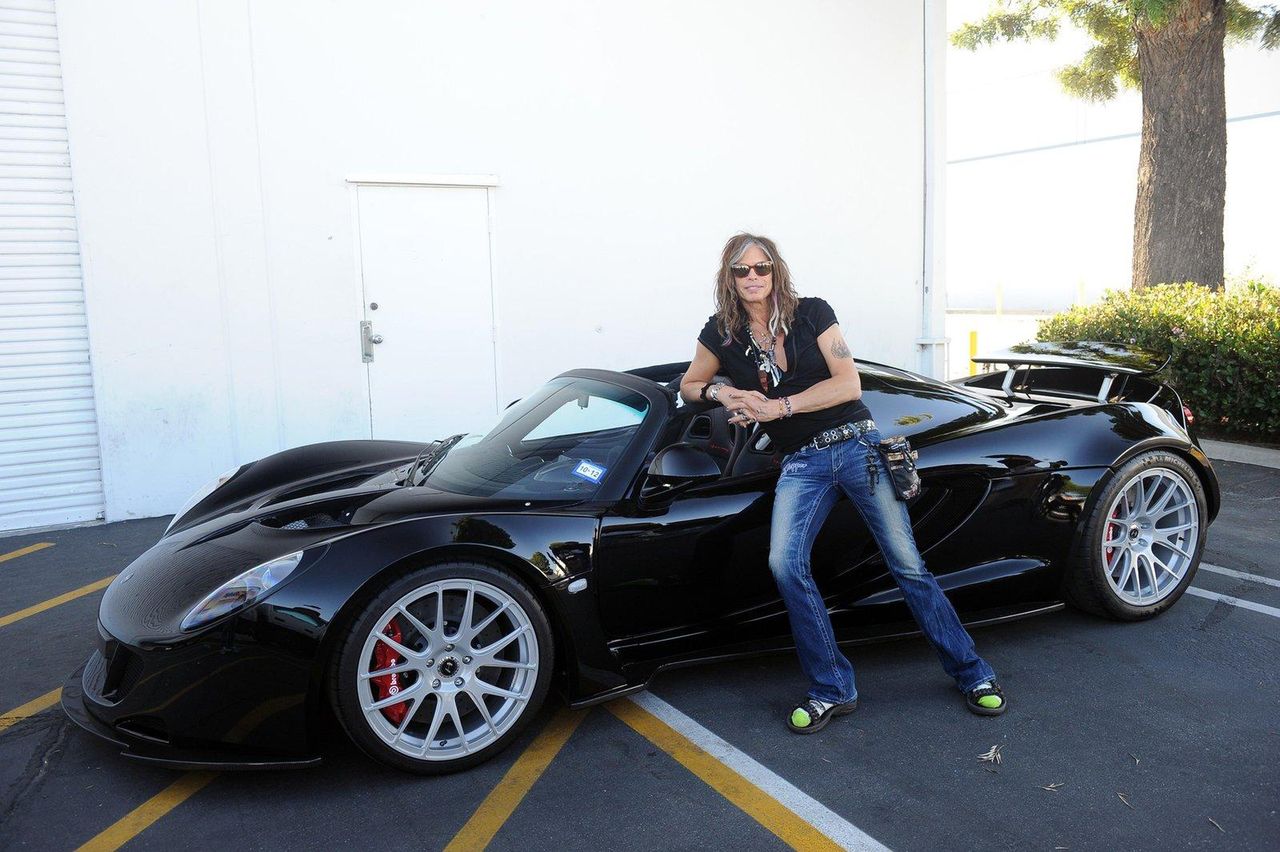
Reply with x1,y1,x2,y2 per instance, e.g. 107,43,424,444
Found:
726,422,781,477
658,374,783,478
661,374,737,473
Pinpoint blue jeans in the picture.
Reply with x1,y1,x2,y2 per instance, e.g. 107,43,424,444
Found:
768,425,996,704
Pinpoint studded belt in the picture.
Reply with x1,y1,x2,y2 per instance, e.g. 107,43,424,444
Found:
803,419,876,451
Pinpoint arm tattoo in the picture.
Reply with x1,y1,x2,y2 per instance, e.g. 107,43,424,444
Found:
831,338,852,360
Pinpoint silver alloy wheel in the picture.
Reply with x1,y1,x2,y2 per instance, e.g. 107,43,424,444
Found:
355,578,539,762
1101,467,1200,606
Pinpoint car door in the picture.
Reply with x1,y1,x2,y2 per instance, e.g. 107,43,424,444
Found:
593,445,880,664
594,427,995,666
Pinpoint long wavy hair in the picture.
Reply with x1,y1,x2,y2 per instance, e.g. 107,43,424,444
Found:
710,232,799,348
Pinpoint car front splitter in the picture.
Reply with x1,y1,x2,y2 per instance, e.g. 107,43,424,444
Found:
60,660,324,771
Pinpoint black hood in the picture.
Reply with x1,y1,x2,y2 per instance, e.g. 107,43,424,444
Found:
164,439,435,537
104,479,584,646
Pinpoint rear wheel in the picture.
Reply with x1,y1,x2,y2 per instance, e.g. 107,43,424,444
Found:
329,561,553,774
1065,450,1207,620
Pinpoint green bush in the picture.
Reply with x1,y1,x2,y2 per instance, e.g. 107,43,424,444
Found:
1036,281,1280,440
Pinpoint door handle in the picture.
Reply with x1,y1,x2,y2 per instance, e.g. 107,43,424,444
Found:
360,320,383,363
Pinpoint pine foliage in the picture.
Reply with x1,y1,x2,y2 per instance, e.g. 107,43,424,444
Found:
951,1,1279,101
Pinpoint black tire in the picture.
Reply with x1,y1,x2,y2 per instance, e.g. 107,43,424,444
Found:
328,560,554,774
1064,449,1208,620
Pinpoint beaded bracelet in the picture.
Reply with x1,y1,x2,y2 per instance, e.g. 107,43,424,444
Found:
781,396,793,417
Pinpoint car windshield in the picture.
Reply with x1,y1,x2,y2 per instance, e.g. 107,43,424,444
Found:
420,376,650,499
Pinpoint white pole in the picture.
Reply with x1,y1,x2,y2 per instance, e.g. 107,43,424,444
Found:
919,0,947,379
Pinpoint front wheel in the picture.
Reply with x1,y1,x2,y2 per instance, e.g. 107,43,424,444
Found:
1065,450,1208,620
329,561,554,774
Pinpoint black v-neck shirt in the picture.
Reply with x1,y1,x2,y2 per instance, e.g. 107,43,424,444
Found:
696,296,872,456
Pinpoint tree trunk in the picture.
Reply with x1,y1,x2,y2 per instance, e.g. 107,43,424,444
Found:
1132,0,1227,290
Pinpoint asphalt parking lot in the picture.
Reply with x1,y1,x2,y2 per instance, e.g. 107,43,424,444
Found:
1,459,1276,851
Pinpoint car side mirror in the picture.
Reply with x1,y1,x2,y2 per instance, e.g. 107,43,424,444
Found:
639,443,720,505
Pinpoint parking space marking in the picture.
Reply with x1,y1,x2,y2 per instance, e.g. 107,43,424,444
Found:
445,706,590,851
1200,562,1280,589
610,692,889,852
0,574,116,629
0,542,54,564
0,687,61,734
1187,587,1280,619
76,771,218,852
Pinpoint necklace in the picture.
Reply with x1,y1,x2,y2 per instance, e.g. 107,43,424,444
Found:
745,323,783,390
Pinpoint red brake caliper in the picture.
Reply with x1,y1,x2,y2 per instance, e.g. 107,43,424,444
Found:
1106,504,1120,563
371,617,409,725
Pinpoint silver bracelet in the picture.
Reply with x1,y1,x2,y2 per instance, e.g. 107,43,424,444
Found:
708,382,725,402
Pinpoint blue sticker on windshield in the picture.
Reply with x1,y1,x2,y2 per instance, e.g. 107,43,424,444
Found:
571,459,607,483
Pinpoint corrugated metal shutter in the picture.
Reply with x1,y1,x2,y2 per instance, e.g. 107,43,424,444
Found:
0,0,104,532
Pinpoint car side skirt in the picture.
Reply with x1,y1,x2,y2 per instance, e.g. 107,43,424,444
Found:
565,601,1066,709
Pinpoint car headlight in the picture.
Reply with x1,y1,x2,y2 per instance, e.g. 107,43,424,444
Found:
181,551,304,631
165,465,243,534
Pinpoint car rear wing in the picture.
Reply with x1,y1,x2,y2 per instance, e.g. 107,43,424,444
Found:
970,341,1172,404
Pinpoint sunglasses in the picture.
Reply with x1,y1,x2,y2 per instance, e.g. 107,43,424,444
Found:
730,261,773,278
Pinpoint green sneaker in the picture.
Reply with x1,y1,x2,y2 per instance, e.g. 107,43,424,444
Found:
786,696,858,734
965,681,1007,716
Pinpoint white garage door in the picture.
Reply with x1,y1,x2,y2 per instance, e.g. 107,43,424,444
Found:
0,0,103,532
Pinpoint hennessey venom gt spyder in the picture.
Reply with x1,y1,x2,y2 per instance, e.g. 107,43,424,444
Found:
63,341,1219,774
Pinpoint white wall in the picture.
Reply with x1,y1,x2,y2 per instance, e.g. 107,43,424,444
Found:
57,0,934,521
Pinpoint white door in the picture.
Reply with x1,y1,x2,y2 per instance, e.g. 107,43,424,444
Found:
354,183,497,442
0,2,105,532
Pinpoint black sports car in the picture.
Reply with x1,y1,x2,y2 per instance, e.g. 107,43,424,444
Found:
62,341,1219,774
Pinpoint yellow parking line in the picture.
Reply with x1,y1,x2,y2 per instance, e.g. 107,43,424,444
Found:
0,687,62,734
0,575,116,629
445,706,589,851
76,771,218,852
607,698,842,851
0,542,54,564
